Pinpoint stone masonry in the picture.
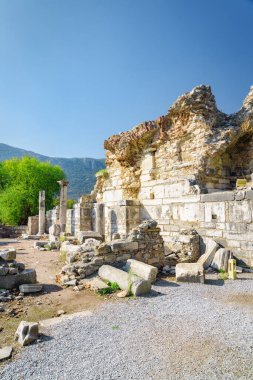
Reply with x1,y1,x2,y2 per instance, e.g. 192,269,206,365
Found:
47,85,253,267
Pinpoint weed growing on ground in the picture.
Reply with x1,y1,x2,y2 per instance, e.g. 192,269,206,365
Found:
97,282,120,296
218,272,228,280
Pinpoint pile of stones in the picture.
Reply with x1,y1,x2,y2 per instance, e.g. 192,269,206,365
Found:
57,220,165,286
0,247,37,290
164,229,200,266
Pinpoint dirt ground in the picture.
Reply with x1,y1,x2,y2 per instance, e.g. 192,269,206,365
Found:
0,238,104,347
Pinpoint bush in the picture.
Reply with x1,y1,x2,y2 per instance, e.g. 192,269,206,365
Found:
95,169,108,178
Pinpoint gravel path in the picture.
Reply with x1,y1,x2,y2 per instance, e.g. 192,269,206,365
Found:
1,277,253,380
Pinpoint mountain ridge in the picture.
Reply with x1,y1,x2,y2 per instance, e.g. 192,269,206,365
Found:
0,143,105,199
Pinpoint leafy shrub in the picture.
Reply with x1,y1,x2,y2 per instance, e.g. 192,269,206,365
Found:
95,169,108,178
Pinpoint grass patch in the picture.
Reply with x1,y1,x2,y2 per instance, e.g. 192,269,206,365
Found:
218,272,228,280
97,282,120,296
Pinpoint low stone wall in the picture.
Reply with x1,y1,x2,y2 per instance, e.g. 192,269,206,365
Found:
0,225,28,238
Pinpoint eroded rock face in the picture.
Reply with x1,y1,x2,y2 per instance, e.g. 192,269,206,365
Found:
96,85,253,200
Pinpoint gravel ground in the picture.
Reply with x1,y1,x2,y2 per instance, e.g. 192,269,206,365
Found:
1,276,253,380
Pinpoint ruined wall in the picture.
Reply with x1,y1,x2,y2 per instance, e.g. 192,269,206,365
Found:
45,85,253,267
93,85,253,267
140,183,253,266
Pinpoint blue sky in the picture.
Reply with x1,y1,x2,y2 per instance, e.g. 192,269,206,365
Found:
0,0,252,158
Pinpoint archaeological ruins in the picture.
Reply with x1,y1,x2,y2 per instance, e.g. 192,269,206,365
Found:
26,85,253,279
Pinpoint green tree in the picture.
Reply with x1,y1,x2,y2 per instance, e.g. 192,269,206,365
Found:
0,156,65,225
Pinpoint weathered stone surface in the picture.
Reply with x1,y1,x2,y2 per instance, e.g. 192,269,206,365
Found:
211,248,229,271
82,238,101,250
198,239,219,269
176,263,205,283
164,229,200,266
0,269,37,290
19,284,42,293
77,231,102,244
49,223,61,237
82,276,109,291
124,259,158,284
111,240,138,252
0,346,12,361
0,248,16,261
60,242,84,264
98,265,151,296
34,241,48,249
200,192,235,203
15,321,39,346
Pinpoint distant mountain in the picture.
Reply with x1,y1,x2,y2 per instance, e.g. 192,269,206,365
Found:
0,143,105,199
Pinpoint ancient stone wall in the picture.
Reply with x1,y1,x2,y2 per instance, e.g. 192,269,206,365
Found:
47,85,253,267
92,85,253,267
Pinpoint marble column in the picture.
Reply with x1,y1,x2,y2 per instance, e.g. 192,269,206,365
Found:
38,190,46,235
57,180,69,233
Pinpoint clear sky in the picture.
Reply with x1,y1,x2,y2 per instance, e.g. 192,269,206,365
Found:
0,0,253,158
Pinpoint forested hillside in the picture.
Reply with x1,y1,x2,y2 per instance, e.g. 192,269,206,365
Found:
0,143,105,199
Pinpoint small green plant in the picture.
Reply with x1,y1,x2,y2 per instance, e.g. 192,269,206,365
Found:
107,281,120,291
126,268,137,296
218,272,228,280
95,169,108,178
98,287,113,295
97,281,120,296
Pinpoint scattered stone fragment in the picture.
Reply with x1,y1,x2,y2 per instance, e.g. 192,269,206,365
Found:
15,321,39,346
82,276,109,291
34,241,48,249
19,284,42,293
0,346,13,361
124,259,158,283
0,248,16,261
0,269,37,290
98,265,151,296
176,263,205,284
57,310,65,316
198,239,219,269
211,248,229,272
117,290,128,298
64,279,77,287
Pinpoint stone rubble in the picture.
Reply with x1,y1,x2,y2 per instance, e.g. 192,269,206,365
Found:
0,346,13,362
57,220,164,285
0,248,37,290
